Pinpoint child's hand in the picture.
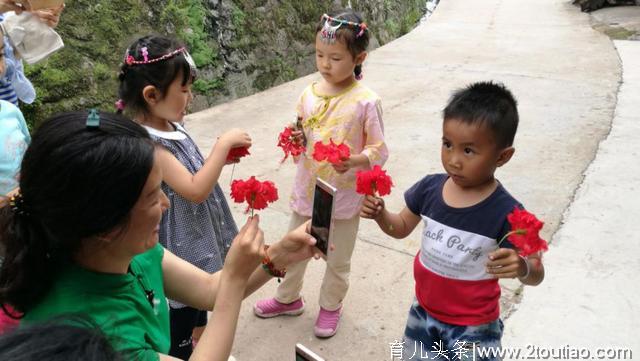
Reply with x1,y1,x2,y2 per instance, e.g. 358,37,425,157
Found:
360,195,384,219
332,157,354,174
219,128,252,149
486,248,527,279
287,122,306,146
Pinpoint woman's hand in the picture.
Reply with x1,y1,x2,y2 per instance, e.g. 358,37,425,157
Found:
267,221,320,270
222,216,265,282
0,0,29,13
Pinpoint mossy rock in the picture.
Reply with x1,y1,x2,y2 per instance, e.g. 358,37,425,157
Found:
22,0,426,129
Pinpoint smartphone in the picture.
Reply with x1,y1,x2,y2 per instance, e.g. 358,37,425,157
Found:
295,343,326,361
310,177,336,255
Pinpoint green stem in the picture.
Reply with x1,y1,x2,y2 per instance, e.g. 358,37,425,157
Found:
497,229,526,247
229,163,236,185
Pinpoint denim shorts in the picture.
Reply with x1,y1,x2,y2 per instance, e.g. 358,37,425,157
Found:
402,299,504,361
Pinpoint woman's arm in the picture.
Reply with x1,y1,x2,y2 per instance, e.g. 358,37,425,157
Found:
162,218,317,310
161,217,262,361
161,249,270,312
155,129,250,203
161,216,318,361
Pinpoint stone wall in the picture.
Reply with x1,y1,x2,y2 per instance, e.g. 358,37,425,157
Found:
22,0,426,126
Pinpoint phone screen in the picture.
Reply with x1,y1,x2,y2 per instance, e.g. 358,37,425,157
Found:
310,183,333,255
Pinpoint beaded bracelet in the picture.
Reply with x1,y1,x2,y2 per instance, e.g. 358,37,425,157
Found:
262,245,286,282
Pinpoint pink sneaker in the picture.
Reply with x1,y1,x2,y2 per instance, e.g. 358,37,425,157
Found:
253,297,305,318
314,306,342,338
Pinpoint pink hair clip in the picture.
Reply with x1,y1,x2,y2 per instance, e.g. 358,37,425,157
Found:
115,99,125,111
357,23,368,38
141,47,149,62
126,55,135,66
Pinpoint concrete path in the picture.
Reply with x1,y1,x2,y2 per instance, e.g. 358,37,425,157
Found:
186,0,622,359
502,40,639,360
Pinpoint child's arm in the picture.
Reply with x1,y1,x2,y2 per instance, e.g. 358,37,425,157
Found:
360,195,421,239
333,154,370,173
157,128,251,203
333,99,388,174
486,249,545,286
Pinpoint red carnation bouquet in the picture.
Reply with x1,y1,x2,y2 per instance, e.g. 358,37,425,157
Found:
355,165,393,197
497,207,549,257
230,176,279,216
226,146,250,163
277,127,306,163
312,139,350,165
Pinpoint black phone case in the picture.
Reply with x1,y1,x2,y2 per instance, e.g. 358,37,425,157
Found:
311,226,328,255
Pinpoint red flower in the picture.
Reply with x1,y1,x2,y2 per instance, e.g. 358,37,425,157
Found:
312,141,328,162
501,207,548,257
277,127,306,163
312,139,350,165
356,165,394,196
230,176,279,214
226,146,250,163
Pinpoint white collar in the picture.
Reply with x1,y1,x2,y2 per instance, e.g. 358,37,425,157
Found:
143,122,187,140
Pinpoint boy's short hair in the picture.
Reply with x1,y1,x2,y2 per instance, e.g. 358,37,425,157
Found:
443,81,519,148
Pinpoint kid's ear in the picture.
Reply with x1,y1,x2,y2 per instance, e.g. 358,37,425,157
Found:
355,51,367,65
142,85,159,106
497,146,515,167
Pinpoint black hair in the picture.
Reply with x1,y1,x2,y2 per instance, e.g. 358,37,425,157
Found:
117,35,195,116
0,111,155,313
443,81,519,148
316,9,370,79
0,316,123,361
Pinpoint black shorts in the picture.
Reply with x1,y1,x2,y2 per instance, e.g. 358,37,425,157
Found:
168,306,208,360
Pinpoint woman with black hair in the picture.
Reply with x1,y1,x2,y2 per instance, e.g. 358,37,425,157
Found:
0,111,320,361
